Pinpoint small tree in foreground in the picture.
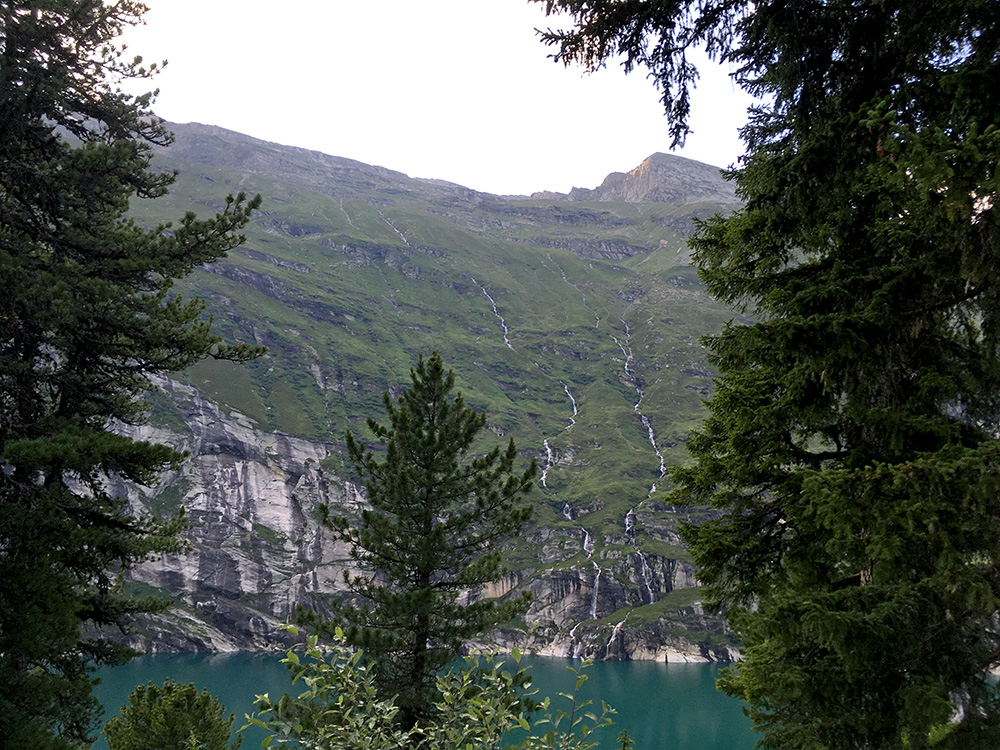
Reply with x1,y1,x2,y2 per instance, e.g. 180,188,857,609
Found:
103,679,243,750
300,352,536,728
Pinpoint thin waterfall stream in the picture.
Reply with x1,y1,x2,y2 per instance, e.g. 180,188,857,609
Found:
613,319,669,605
470,276,513,350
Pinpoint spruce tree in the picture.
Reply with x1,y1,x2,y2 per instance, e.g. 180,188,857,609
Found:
540,1,1000,746
0,2,261,747
301,353,535,728
103,679,243,750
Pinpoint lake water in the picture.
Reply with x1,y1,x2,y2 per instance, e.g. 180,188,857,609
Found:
93,653,756,750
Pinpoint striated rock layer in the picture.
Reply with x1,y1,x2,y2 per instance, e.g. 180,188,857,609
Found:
113,378,735,661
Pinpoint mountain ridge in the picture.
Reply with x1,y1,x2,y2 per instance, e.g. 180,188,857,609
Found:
160,121,736,205
118,122,743,661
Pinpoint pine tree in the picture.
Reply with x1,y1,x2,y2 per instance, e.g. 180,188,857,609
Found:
103,679,243,750
0,3,261,747
301,353,535,728
540,1,1000,747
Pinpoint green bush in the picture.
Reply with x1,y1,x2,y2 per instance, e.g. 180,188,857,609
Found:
246,625,614,750
103,679,242,750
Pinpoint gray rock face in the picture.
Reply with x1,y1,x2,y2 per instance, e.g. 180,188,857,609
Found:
116,378,355,651
528,153,738,207
568,153,739,206
117,378,733,661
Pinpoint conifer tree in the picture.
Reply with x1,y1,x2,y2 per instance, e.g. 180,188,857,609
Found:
539,1,1000,747
103,679,243,750
0,2,261,747
301,353,535,728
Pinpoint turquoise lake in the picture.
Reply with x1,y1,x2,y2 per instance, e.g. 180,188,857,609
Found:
94,653,756,749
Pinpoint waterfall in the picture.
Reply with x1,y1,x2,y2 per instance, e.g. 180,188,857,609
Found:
605,612,629,659
614,322,635,379
568,622,582,659
541,439,554,488
612,321,667,499
640,414,667,477
637,552,656,604
624,508,656,602
563,383,579,427
471,277,513,350
338,198,354,227
589,562,602,619
624,508,636,542
562,503,574,521
377,210,410,246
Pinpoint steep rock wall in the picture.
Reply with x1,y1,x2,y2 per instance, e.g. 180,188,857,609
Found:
117,380,733,661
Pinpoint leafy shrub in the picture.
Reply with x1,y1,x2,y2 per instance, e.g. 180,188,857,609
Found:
245,625,614,750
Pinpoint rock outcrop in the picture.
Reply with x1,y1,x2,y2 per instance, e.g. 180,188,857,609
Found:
533,153,738,207
115,378,352,651
116,379,734,661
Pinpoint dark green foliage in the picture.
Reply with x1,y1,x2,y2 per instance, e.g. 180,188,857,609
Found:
301,353,535,727
0,2,261,747
541,0,1000,747
103,679,242,750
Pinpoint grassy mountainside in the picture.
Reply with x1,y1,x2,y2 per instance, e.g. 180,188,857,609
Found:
127,123,743,652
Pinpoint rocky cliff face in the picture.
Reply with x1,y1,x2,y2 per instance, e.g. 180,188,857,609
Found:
534,153,738,207
118,378,735,661
115,378,352,651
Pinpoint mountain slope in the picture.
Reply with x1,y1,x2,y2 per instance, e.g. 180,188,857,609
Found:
120,123,742,660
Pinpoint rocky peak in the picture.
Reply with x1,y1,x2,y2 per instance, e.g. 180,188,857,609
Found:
543,153,738,206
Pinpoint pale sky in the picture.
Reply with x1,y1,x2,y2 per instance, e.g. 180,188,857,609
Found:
121,0,756,196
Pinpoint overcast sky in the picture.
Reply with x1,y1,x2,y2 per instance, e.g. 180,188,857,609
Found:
121,0,756,196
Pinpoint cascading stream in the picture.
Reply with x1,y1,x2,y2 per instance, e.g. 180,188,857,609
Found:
562,383,578,429
528,258,592,571
568,622,583,658
641,415,667,481
612,320,667,495
625,508,656,603
377,210,410,246
538,381,579,486
605,612,629,658
581,529,603,619
541,440,555,488
589,561,602,619
338,198,354,227
471,277,513,350
612,320,669,607
637,551,656,604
